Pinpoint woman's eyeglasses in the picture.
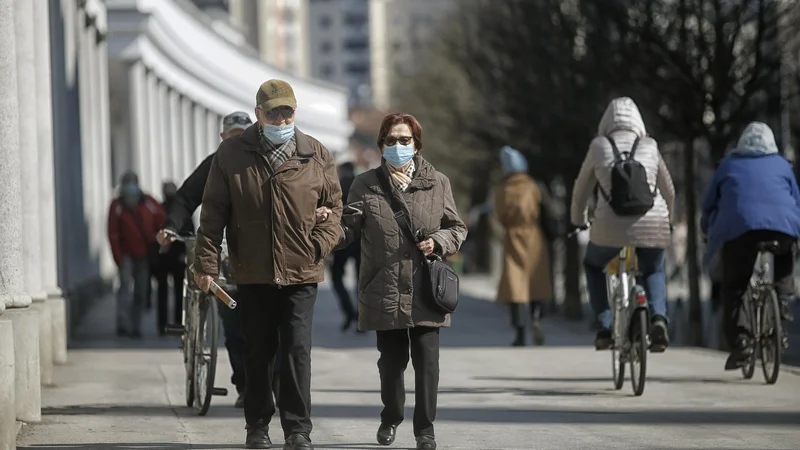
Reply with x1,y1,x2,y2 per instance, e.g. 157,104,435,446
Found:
264,106,295,120
384,136,413,146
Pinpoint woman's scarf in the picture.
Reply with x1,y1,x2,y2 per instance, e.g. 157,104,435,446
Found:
386,160,415,192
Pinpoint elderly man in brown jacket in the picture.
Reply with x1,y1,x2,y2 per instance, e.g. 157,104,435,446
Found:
193,80,342,450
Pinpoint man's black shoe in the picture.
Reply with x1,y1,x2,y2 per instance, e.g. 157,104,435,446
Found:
416,435,437,449
377,424,397,445
650,315,669,353
594,329,612,350
724,337,754,370
284,433,313,450
245,423,271,449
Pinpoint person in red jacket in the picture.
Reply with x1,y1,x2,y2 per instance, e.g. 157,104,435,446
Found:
108,171,165,338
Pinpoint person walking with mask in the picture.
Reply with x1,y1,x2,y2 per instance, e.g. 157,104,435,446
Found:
108,171,165,338
337,113,467,450
329,161,362,332
157,111,258,408
495,146,553,346
193,80,342,450
154,181,189,336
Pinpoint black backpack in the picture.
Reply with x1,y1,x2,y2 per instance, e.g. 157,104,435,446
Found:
597,136,656,216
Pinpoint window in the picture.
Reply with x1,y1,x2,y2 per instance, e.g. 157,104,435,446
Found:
320,41,333,53
321,64,335,78
345,61,369,76
343,12,367,26
342,38,368,51
319,15,332,28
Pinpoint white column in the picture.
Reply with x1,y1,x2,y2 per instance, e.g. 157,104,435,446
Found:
0,0,22,443
180,96,194,175
86,20,104,281
9,0,41,423
129,62,149,183
33,0,68,365
193,104,207,168
207,110,220,155
96,31,115,278
158,82,173,189
0,0,27,311
168,90,182,181
76,7,95,281
145,71,162,195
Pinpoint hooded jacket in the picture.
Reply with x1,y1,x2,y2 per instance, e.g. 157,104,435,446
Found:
570,97,675,249
700,122,800,265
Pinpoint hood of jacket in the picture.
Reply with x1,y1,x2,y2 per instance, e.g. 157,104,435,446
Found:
729,121,779,156
598,97,646,138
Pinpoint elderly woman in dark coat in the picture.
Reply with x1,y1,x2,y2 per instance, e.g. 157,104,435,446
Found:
337,113,467,450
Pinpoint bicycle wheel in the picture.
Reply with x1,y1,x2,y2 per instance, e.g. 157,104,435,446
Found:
740,292,756,380
759,289,782,384
193,295,219,416
611,346,625,390
630,309,648,396
183,290,196,407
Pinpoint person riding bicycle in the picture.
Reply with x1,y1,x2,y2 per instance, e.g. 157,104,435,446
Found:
156,111,258,409
570,97,675,352
700,121,800,370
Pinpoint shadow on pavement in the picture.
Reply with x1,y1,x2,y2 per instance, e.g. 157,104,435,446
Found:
18,444,416,450
41,403,800,425
313,386,616,397
473,375,753,385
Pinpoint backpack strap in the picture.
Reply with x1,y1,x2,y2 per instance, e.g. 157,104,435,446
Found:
628,137,641,159
607,136,622,160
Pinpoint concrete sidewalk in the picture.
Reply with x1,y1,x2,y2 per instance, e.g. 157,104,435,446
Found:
16,272,800,449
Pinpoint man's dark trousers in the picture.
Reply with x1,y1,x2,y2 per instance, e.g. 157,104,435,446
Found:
238,283,317,438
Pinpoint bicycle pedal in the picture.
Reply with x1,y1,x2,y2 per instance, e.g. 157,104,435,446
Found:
164,325,185,337
211,387,228,396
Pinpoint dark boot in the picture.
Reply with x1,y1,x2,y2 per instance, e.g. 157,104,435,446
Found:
594,329,612,350
780,297,794,322
724,336,754,370
416,435,437,449
650,315,670,353
511,327,525,347
245,423,271,449
283,433,313,450
377,424,397,445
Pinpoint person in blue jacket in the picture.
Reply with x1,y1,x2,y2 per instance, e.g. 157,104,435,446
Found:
701,121,800,369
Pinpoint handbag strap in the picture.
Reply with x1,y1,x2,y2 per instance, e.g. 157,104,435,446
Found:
376,168,419,244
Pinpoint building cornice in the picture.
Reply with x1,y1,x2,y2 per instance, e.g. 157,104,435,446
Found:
106,0,353,152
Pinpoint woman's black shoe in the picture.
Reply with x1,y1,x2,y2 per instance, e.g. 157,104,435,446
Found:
416,435,436,449
376,424,397,445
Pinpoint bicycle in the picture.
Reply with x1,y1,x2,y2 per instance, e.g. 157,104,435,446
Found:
739,240,784,385
162,231,237,415
568,226,651,396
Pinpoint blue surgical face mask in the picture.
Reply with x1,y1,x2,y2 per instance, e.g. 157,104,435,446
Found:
383,144,415,167
262,123,295,145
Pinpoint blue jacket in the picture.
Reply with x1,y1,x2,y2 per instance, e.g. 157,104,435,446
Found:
701,123,800,265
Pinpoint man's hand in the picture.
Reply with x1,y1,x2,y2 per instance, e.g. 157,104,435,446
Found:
417,238,435,256
315,207,333,223
194,270,216,293
157,229,177,246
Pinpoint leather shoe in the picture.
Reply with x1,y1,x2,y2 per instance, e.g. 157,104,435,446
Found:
724,337,754,370
377,424,397,445
245,423,271,449
284,433,313,449
416,435,437,449
594,329,612,350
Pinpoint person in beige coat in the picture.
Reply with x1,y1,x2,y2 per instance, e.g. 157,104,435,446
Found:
337,113,467,450
570,97,675,351
495,146,553,346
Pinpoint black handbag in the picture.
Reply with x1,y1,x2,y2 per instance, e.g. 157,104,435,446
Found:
377,170,459,314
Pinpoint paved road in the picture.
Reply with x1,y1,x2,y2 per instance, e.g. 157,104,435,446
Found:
16,270,800,449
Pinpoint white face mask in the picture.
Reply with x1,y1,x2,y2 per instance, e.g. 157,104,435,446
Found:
262,123,296,145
